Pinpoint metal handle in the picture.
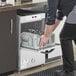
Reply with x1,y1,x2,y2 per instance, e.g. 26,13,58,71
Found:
10,19,13,35
41,48,55,54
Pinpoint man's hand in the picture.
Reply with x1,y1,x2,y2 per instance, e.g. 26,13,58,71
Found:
39,35,49,48
39,19,61,48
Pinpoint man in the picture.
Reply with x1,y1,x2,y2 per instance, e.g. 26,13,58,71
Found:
39,0,76,76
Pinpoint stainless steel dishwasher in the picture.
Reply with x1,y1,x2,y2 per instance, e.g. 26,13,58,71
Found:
17,6,62,70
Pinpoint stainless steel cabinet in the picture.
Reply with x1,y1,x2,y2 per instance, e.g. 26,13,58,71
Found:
0,10,18,74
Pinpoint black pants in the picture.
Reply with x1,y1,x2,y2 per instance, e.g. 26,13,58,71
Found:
60,23,76,72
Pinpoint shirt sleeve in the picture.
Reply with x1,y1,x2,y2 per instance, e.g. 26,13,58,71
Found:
45,0,59,25
56,9,64,20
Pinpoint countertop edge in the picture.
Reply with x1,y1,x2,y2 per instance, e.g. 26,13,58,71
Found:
0,2,47,12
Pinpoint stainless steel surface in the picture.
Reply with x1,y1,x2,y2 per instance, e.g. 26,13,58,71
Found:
17,13,45,50
21,32,55,49
18,47,45,70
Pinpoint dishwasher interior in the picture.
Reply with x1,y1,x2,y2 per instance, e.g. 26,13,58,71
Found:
17,5,62,70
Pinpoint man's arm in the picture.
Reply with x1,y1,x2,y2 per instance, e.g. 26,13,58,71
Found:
44,19,61,37
44,8,64,37
45,0,59,25
44,0,61,37
39,0,64,47
39,19,61,47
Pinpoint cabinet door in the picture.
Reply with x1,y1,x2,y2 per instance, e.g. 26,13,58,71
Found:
0,10,18,74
